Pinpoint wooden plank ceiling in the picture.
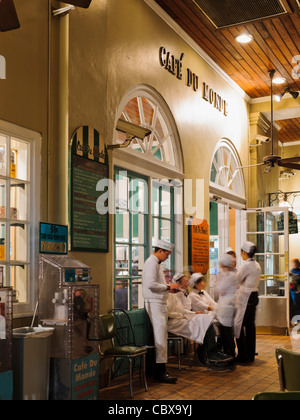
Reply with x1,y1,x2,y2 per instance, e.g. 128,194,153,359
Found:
155,0,300,143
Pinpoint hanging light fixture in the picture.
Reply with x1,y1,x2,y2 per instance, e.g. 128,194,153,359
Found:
275,87,299,102
279,193,292,209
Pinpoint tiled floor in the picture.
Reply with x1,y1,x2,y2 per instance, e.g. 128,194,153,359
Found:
99,333,300,401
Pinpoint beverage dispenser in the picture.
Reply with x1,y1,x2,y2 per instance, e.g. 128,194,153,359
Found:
38,255,100,400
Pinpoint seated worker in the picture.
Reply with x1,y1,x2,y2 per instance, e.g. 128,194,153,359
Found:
215,254,238,358
167,273,233,370
189,273,218,313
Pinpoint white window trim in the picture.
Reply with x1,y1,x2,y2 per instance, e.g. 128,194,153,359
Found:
209,138,246,205
0,120,41,318
113,85,184,176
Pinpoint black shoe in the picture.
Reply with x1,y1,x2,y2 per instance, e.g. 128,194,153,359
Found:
206,362,235,373
209,352,234,364
156,372,178,384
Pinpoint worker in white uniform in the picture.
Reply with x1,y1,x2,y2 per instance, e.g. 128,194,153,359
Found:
168,273,233,370
215,254,238,357
189,273,218,314
167,273,214,347
142,239,180,384
234,241,261,363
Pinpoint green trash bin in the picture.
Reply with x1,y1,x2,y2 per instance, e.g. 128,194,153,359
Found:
12,327,54,400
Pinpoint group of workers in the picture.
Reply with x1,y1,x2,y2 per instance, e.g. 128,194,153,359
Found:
142,239,261,384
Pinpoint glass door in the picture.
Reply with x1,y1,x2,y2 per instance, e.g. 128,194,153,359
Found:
242,207,290,333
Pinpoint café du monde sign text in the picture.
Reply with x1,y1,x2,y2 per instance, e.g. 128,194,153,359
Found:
159,47,229,117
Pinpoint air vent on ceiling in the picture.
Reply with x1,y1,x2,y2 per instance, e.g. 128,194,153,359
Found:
192,0,291,29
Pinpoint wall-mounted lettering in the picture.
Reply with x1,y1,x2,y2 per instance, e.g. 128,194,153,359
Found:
203,83,228,117
159,47,184,80
187,69,199,92
159,47,229,117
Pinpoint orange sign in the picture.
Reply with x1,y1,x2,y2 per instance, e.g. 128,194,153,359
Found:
190,219,209,274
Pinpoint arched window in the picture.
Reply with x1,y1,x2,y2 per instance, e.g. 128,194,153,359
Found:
113,86,183,311
210,139,245,200
114,86,183,174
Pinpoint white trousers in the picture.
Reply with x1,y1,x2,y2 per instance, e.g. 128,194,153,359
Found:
145,301,168,364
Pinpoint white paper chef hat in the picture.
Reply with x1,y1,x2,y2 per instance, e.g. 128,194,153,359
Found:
241,241,256,254
219,254,236,268
172,273,185,283
225,247,234,254
189,273,204,288
154,239,174,252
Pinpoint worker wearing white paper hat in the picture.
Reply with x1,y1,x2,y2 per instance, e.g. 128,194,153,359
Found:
189,273,218,313
142,239,180,384
234,241,261,363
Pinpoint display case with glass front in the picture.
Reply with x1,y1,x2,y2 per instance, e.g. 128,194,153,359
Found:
0,135,30,305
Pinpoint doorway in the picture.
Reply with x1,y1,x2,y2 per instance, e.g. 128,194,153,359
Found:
209,201,243,298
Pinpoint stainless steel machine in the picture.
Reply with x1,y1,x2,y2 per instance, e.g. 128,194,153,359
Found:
38,255,100,400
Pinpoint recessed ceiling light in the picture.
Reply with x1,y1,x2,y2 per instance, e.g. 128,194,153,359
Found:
273,77,286,85
236,34,253,44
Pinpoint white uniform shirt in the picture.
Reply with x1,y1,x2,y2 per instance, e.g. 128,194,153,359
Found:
190,289,219,312
236,259,261,292
142,255,169,303
215,270,238,306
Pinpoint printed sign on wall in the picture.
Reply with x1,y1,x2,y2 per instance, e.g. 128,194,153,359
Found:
188,218,210,274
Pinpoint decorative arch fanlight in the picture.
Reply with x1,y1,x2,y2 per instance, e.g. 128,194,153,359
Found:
210,139,246,199
115,89,183,173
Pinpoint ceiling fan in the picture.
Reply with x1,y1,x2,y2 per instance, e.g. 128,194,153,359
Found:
241,69,300,174
0,0,92,32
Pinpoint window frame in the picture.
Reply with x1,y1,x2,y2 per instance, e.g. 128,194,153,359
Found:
114,167,150,311
113,168,176,310
0,120,41,318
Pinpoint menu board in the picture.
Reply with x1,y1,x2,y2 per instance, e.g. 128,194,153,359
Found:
188,218,210,274
278,211,299,235
70,126,108,253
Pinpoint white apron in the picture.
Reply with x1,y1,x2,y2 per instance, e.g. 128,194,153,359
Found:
145,301,168,364
215,271,238,328
167,293,213,345
217,296,236,328
234,286,253,339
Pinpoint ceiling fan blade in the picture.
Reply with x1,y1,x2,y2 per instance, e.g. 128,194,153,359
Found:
237,163,265,169
278,162,300,171
278,157,300,165
0,0,20,32
64,0,92,8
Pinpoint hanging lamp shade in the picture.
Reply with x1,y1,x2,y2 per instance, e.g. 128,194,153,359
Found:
0,0,20,32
